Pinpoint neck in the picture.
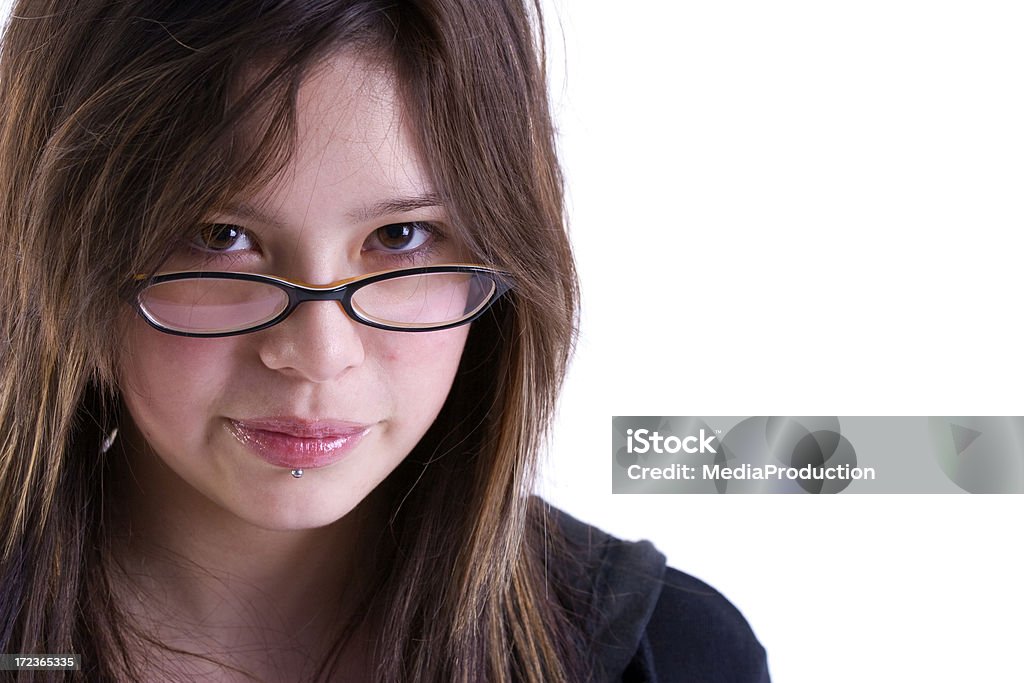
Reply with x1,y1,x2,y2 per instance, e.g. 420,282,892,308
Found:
107,428,384,678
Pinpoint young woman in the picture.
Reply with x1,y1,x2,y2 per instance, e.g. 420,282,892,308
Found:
0,1,769,681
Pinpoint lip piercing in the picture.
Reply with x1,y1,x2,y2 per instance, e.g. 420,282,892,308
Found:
291,469,303,478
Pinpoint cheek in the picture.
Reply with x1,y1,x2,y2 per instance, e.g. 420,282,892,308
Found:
118,320,242,436
378,326,467,369
375,327,469,416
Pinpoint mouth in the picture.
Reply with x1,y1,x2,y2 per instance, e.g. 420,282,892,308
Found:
226,417,372,471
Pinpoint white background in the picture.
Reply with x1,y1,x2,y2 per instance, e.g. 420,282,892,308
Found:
4,1,1023,681
538,2,1024,682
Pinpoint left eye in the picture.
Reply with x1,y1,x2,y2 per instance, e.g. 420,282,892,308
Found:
365,222,434,252
191,223,254,253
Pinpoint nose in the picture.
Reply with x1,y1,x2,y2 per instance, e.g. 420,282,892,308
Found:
257,299,366,382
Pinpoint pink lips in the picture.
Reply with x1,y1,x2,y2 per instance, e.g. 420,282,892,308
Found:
227,417,370,470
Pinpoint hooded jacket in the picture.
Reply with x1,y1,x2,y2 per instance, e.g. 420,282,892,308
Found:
550,507,771,682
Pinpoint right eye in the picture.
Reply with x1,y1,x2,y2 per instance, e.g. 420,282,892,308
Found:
190,224,255,253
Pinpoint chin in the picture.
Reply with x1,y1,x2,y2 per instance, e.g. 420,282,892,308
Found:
222,489,365,533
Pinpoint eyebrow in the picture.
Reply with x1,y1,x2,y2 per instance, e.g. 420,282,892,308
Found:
348,193,444,222
221,193,444,226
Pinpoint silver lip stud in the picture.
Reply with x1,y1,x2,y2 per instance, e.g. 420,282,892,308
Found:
291,469,304,478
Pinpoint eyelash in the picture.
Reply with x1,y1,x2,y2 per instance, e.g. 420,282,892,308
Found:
182,224,253,266
363,222,444,265
183,222,447,267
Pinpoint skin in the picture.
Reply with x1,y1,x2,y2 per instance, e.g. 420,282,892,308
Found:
112,50,468,681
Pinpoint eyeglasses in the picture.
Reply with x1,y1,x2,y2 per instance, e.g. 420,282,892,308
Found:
132,264,512,338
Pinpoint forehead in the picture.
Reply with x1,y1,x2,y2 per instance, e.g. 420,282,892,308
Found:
250,50,433,214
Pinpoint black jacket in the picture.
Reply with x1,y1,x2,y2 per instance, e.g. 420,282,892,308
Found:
551,507,771,682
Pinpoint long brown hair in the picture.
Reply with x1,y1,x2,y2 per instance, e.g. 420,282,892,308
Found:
0,0,583,681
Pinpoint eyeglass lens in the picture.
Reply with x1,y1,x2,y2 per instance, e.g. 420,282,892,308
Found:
138,271,497,334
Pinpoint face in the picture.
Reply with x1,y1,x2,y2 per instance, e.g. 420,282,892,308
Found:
117,51,469,531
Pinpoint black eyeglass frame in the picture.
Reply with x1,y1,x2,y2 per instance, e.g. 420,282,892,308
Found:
132,264,513,338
